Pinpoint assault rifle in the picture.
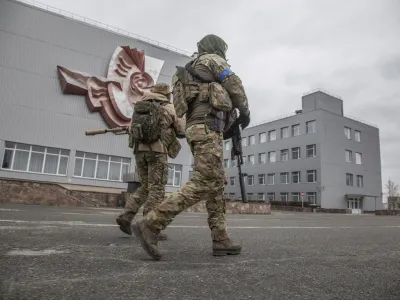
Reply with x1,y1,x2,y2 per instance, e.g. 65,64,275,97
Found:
85,127,133,148
85,127,129,136
229,119,248,203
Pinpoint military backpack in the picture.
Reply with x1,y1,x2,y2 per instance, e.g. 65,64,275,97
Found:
130,100,165,145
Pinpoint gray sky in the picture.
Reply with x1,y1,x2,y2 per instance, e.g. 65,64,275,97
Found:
38,0,400,193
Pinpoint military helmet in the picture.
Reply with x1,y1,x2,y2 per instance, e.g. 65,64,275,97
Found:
150,83,171,96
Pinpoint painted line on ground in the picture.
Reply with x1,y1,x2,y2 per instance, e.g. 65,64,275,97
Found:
1,219,399,229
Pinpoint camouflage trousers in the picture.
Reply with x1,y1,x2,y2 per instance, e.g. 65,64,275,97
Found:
143,124,228,241
124,151,168,216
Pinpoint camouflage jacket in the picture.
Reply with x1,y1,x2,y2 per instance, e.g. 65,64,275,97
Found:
133,91,185,155
195,53,250,117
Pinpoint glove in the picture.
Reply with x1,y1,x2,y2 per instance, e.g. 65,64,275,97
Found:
237,111,250,130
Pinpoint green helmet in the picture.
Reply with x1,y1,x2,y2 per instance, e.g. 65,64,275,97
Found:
197,34,228,60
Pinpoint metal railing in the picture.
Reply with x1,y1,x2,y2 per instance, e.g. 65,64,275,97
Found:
344,115,378,128
247,112,297,129
302,88,343,100
14,0,192,57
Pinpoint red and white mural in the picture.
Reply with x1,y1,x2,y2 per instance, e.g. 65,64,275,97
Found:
57,46,164,128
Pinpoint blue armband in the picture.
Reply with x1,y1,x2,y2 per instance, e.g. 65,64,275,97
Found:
219,68,234,82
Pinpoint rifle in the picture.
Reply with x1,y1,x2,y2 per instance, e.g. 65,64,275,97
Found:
85,127,129,136
230,119,248,203
85,127,133,148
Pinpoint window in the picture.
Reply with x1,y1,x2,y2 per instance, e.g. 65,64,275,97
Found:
268,130,276,141
224,141,230,151
231,158,237,167
247,193,254,200
247,175,254,186
257,193,265,201
292,171,300,184
267,173,275,185
280,193,288,202
355,130,361,142
356,175,363,187
167,164,182,187
259,132,267,143
259,153,266,164
292,192,300,202
307,192,316,204
223,159,229,168
306,120,316,133
344,127,351,139
2,142,70,176
292,147,300,160
280,172,289,184
258,174,265,185
267,193,275,201
346,173,353,186
355,152,362,165
307,144,316,158
247,155,255,166
307,170,317,183
74,151,130,182
292,124,300,136
230,177,236,186
249,135,255,145
345,150,352,163
268,151,276,163
229,193,235,199
281,149,289,161
241,138,247,147
281,127,289,139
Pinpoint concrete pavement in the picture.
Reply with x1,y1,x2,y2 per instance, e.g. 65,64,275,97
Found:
1,204,400,300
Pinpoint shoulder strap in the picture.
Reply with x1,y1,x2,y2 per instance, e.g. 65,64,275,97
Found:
184,61,214,83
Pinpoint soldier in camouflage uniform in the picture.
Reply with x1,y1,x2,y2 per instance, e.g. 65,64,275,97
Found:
116,83,185,241
132,34,251,260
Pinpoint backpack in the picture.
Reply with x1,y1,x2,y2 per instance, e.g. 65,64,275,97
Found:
130,100,164,145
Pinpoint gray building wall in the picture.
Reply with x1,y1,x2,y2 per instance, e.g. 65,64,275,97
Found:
0,0,192,191
320,110,382,210
224,91,382,211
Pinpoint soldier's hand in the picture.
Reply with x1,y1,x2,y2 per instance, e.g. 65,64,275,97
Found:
238,111,250,130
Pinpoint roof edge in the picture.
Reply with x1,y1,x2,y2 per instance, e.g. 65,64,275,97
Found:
11,0,193,58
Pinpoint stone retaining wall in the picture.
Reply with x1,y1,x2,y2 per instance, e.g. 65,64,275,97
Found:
0,179,121,207
375,210,400,216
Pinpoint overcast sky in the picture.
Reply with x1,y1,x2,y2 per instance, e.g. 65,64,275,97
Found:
37,0,400,193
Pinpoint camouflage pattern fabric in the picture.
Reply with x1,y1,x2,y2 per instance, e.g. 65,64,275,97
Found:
124,151,168,216
142,123,228,238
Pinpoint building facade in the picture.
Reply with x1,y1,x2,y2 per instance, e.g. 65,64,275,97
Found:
0,0,192,195
224,91,383,212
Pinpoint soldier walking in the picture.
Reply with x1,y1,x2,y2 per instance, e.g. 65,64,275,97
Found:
132,34,251,259
116,83,185,241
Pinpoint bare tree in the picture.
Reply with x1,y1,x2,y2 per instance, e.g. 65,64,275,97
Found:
385,178,399,198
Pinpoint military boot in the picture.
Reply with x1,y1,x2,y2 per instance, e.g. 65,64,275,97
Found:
132,221,162,260
212,230,242,256
116,212,135,236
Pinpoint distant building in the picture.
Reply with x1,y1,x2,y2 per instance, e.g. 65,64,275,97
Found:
0,0,192,198
224,90,383,213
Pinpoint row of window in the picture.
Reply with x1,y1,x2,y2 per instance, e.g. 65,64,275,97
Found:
1,141,183,186
229,170,317,186
346,173,364,187
224,121,316,150
345,150,362,165
224,144,316,168
225,192,317,204
344,127,362,142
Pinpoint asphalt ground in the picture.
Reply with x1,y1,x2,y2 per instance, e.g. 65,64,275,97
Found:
0,204,399,300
